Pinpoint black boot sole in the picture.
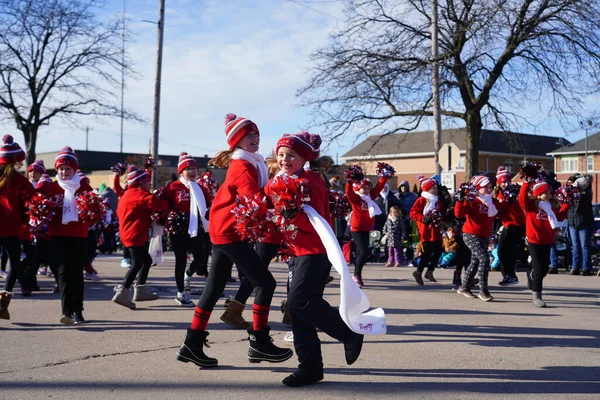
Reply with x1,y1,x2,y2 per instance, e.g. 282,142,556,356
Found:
176,346,218,368
248,348,294,363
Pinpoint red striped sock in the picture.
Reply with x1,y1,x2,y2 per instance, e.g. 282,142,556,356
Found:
190,307,211,331
252,304,270,331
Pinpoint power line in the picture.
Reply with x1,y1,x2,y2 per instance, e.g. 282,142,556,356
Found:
286,0,343,21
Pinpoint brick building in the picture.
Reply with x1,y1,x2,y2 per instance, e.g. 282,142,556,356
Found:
341,128,567,193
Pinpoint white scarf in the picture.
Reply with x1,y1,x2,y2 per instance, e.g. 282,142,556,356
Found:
56,173,81,224
421,191,438,215
478,194,498,217
303,204,386,335
179,177,209,237
231,148,269,188
357,193,382,218
538,201,559,229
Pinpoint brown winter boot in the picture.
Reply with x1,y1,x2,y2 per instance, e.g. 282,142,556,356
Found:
220,299,250,329
133,284,159,301
281,300,292,326
0,291,12,320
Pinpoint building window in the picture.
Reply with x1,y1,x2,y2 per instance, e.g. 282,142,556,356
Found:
587,155,594,172
504,158,514,173
456,156,465,171
561,156,578,172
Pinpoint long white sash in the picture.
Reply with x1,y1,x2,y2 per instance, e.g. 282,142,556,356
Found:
180,177,209,237
56,173,81,224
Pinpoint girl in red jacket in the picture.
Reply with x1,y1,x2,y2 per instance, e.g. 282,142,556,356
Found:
454,175,500,302
38,147,94,324
265,132,363,387
0,135,34,320
112,165,169,309
346,173,388,288
494,166,525,286
177,113,292,369
159,152,211,307
409,177,445,285
519,181,569,307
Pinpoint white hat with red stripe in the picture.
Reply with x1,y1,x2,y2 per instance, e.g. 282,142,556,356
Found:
0,135,26,165
126,165,149,188
496,166,511,183
471,175,491,189
533,182,552,197
177,152,199,174
224,113,259,151
54,146,79,170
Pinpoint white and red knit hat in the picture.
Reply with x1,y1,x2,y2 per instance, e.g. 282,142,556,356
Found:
77,170,90,185
27,159,46,174
177,152,199,174
471,175,491,190
54,146,79,170
496,166,511,184
352,179,372,191
0,135,26,165
224,113,259,151
419,176,436,192
126,164,149,188
533,182,552,197
275,131,321,162
36,174,52,188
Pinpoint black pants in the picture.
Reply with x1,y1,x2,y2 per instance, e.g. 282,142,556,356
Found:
51,236,87,315
1,245,8,271
170,233,206,293
235,242,279,304
87,230,98,264
498,225,525,279
528,243,550,292
122,246,131,260
18,239,37,290
123,245,152,289
1,237,21,292
351,231,370,277
417,240,442,273
288,254,354,373
197,241,275,312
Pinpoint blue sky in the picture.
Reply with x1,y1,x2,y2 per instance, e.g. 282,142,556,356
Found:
6,0,597,161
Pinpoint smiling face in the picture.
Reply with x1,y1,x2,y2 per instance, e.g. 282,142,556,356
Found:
28,170,41,182
478,183,492,195
427,185,438,196
181,166,198,181
277,146,305,176
57,165,74,180
499,181,509,190
237,131,260,153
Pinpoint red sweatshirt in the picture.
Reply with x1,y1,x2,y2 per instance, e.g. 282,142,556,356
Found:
265,169,331,257
518,182,569,245
346,177,388,232
159,180,212,215
116,187,169,247
496,191,525,227
410,196,445,242
39,181,94,238
454,197,501,238
0,171,35,237
209,159,261,245
113,169,153,199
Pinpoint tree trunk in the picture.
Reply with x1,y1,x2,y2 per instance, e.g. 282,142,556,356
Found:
464,110,482,180
22,124,38,167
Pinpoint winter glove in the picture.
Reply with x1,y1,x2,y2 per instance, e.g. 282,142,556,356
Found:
422,217,432,225
456,191,465,202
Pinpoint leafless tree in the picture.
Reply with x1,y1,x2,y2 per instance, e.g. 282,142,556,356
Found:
0,0,138,165
299,0,600,177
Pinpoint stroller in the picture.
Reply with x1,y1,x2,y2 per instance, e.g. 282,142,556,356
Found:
554,221,572,271
368,230,386,263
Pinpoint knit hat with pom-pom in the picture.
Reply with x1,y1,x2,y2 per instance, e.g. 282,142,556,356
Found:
420,177,436,192
126,164,149,188
54,146,79,170
27,159,46,174
36,174,52,189
275,130,321,162
352,179,372,191
471,175,491,190
0,134,26,165
533,182,552,198
177,152,199,174
77,170,90,185
496,166,511,184
224,113,259,150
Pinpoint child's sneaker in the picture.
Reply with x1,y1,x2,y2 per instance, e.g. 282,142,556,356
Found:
384,262,394,268
37,266,47,275
283,331,294,342
457,288,476,298
0,270,7,279
120,258,131,268
175,292,194,307
394,263,401,268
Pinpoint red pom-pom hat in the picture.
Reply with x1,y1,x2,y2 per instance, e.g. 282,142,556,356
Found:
224,113,259,151
471,175,491,189
496,166,511,183
126,165,149,188
54,146,79,170
177,152,199,174
533,182,552,197
0,134,26,165
27,159,46,174
420,178,436,192
275,131,321,162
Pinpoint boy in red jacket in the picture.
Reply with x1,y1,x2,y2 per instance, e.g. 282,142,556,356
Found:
112,165,169,309
519,181,569,307
0,135,34,320
410,177,445,285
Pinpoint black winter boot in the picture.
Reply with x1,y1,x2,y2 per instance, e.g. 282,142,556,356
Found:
282,369,324,387
344,332,364,365
176,329,218,368
247,326,294,363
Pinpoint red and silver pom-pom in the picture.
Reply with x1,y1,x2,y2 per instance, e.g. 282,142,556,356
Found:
376,162,395,178
328,190,351,218
501,184,520,204
454,183,477,202
519,161,545,182
26,192,56,237
555,185,581,205
267,174,311,221
345,165,364,182
425,208,443,227
199,171,218,198
145,157,156,169
76,191,106,224
276,244,295,263
111,162,127,175
231,193,276,242
165,210,189,235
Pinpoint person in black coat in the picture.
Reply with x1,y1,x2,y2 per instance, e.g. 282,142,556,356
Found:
568,174,594,275
374,184,401,232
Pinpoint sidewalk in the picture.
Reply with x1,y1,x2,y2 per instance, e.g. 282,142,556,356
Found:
1,256,599,399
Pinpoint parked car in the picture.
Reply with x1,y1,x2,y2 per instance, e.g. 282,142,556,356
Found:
593,203,600,231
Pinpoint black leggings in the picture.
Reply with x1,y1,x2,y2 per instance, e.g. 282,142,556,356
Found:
498,225,525,279
351,231,370,277
18,239,37,290
123,245,152,289
87,230,98,263
51,236,87,315
1,237,21,292
528,243,550,292
170,233,206,293
197,241,275,312
417,240,442,273
234,242,279,304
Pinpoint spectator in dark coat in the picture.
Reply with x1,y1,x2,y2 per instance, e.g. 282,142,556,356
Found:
568,174,594,275
545,171,561,191
374,184,401,232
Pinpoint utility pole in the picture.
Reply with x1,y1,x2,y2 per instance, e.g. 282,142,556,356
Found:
86,127,90,151
151,0,165,189
431,0,442,176
120,0,126,153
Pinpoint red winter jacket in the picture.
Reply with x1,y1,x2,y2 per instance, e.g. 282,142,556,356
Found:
209,159,262,245
519,182,569,245
0,171,34,237
265,169,332,257
410,196,445,242
117,187,169,247
346,177,388,232
38,181,94,238
159,180,212,215
454,197,501,238
496,191,526,227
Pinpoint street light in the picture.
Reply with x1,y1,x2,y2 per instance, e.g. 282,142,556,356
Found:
580,120,592,173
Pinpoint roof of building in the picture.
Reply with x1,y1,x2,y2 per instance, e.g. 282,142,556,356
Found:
342,128,568,159
547,131,600,155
